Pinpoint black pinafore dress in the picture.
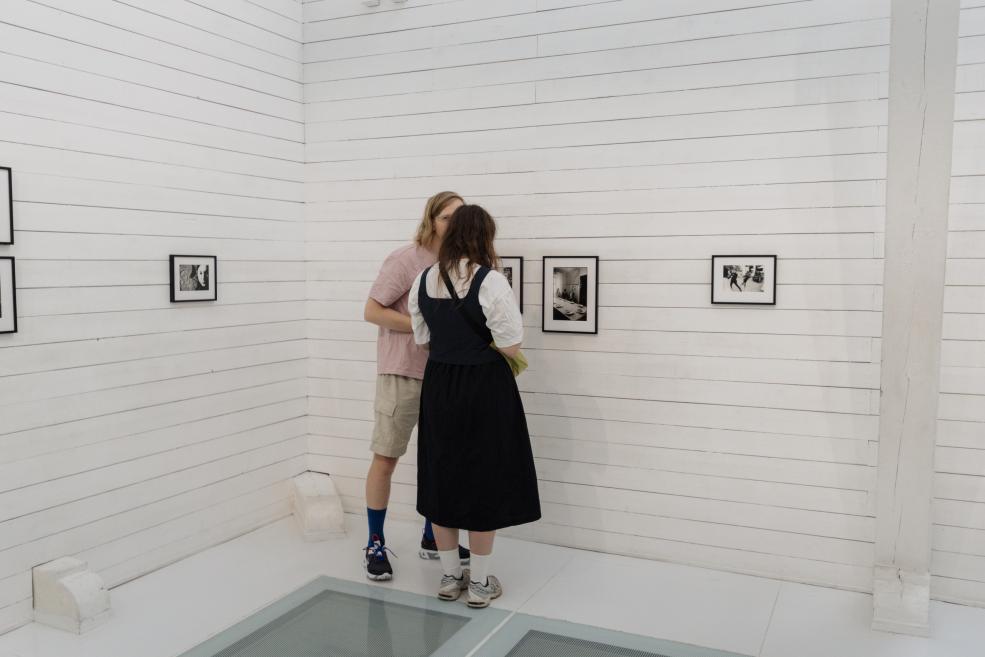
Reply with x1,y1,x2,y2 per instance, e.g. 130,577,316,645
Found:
416,265,541,532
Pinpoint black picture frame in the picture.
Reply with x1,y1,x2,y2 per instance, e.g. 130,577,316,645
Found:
542,256,599,334
0,257,17,334
710,255,777,305
1,167,12,245
497,256,524,313
169,255,218,303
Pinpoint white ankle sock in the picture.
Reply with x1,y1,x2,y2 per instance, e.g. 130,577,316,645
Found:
469,552,490,586
438,549,462,578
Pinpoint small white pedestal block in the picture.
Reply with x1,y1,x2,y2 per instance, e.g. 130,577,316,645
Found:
291,472,346,541
32,557,111,634
872,566,930,636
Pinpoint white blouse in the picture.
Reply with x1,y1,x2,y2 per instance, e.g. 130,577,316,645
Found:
408,261,524,349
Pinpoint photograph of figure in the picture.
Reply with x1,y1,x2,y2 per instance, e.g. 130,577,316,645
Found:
542,256,598,333
170,255,218,302
0,257,16,334
711,255,776,305
552,266,588,321
179,264,210,292
0,166,11,245
496,256,523,312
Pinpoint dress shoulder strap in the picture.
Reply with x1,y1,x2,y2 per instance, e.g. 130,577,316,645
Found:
466,266,491,299
418,266,433,302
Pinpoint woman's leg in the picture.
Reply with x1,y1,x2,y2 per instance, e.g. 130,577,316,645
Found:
468,530,495,556
432,523,460,552
465,530,502,607
467,530,495,584
434,523,468,600
433,523,464,578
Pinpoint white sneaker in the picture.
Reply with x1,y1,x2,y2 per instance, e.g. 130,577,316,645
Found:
466,575,502,608
437,568,470,601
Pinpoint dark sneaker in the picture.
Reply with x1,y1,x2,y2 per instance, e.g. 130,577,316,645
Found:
419,536,471,565
363,535,395,581
418,535,438,560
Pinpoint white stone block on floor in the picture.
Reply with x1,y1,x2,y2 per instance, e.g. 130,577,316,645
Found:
291,471,346,541
31,558,111,635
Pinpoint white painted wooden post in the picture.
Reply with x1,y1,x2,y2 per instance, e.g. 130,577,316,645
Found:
872,0,961,636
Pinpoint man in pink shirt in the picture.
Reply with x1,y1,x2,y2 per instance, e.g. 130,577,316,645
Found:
362,191,468,581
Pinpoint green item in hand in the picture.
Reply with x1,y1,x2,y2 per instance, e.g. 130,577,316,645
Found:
494,343,528,377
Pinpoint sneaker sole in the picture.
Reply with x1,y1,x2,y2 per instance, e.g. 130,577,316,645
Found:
363,561,392,581
437,590,462,601
466,589,502,609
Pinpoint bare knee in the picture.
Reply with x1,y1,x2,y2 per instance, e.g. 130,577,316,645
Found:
371,453,398,476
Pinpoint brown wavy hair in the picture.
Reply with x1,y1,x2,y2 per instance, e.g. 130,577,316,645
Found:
438,204,499,282
414,191,464,247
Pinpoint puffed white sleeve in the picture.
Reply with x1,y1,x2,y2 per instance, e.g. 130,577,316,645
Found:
479,270,524,348
408,271,430,345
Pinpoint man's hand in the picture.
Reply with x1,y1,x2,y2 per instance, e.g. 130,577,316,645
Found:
364,298,413,332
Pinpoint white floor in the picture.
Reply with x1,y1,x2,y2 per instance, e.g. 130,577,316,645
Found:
2,514,984,657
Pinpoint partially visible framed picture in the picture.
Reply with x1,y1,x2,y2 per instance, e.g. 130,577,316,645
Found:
0,257,17,334
170,255,218,302
1,167,12,245
497,256,523,312
543,256,599,334
711,255,777,305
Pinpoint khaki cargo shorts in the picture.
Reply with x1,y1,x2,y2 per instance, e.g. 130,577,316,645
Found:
370,374,422,458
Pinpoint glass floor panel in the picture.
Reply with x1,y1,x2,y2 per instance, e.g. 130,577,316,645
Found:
179,577,748,657
506,630,681,657
474,614,748,657
178,577,508,657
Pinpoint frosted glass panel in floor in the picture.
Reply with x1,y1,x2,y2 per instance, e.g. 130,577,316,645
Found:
505,630,671,657
474,614,746,657
180,577,508,657
213,590,466,657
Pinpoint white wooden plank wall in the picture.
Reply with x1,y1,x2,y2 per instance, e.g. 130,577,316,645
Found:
932,0,985,608
0,0,306,633
303,0,890,592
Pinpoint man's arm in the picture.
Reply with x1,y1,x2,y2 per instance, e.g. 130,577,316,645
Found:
364,298,412,333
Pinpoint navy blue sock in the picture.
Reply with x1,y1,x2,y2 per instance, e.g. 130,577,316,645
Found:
367,507,387,547
423,519,434,541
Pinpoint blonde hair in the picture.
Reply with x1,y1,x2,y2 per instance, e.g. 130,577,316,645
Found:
415,191,464,247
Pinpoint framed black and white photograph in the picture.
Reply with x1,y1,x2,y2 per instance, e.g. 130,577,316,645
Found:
543,256,598,334
711,255,777,305
170,255,218,302
1,167,12,245
497,256,523,312
0,257,17,334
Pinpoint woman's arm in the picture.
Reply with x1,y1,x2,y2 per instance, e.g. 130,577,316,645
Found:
481,270,524,355
364,298,412,332
496,342,522,359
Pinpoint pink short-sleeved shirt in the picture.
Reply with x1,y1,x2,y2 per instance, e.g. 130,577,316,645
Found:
369,244,437,380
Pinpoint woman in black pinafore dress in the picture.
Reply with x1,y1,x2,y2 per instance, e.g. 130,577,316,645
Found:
408,204,540,608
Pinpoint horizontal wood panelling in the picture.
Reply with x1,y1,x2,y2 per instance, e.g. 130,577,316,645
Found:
0,0,305,633
932,2,985,607
302,0,886,593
